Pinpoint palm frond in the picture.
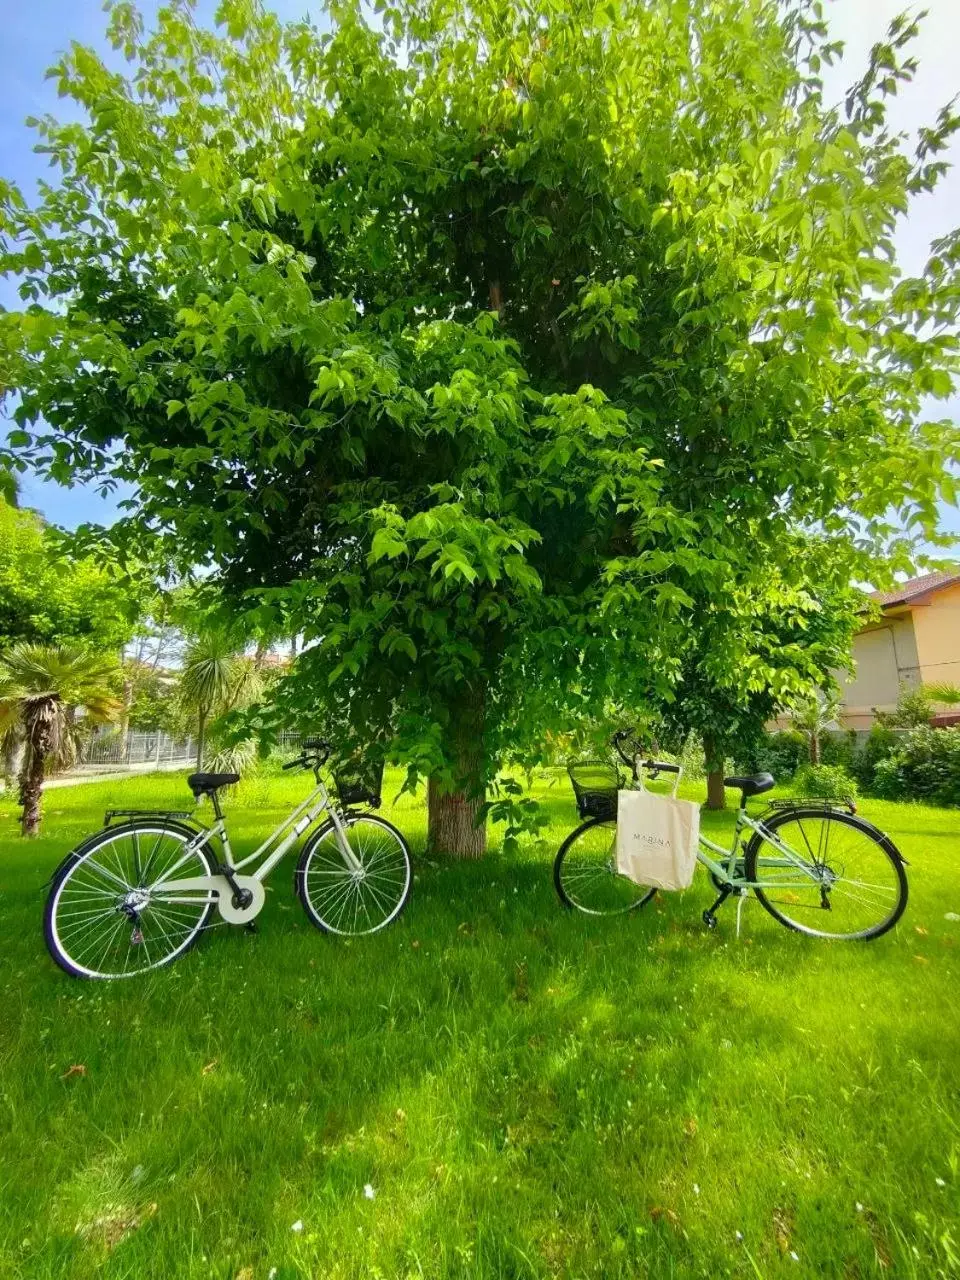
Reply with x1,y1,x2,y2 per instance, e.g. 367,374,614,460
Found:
924,683,960,707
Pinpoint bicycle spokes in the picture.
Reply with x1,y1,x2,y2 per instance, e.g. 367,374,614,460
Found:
298,816,412,936
46,826,215,979
751,812,906,940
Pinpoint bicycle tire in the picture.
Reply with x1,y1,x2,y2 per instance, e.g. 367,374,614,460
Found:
553,817,657,915
744,807,908,941
295,813,412,936
44,820,217,979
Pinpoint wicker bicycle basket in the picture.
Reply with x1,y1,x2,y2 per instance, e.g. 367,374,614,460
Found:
332,757,385,809
567,761,622,821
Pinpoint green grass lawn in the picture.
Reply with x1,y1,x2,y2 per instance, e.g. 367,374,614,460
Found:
1,767,959,1279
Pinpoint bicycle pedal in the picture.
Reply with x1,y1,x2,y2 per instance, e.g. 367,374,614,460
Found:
702,910,718,931
244,921,259,935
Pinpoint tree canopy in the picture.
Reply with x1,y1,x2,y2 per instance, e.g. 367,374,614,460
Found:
0,498,145,653
1,0,958,851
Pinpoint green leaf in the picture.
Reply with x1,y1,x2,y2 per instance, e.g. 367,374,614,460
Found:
369,527,407,564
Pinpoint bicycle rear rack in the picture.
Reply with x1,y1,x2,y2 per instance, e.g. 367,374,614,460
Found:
104,809,195,827
764,797,857,816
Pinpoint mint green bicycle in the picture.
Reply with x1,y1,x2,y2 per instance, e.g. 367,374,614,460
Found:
554,730,908,941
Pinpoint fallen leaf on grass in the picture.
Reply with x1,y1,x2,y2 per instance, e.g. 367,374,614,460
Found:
235,1269,254,1280
649,1206,680,1228
76,1202,157,1249
915,925,928,937
202,1059,219,1075
913,955,930,965
773,1205,792,1255
61,1064,87,1080
683,1117,698,1137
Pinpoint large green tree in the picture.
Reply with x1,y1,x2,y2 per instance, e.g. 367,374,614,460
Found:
1,0,958,853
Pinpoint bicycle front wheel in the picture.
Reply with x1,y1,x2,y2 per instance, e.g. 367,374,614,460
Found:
44,821,216,979
295,814,412,936
554,818,657,916
745,808,908,941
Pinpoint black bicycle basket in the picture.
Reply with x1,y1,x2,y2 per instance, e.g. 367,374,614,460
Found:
567,761,622,821
332,757,385,809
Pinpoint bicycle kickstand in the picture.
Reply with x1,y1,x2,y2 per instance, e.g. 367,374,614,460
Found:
702,886,732,931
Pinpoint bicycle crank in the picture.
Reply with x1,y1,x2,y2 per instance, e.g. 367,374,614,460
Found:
215,874,266,924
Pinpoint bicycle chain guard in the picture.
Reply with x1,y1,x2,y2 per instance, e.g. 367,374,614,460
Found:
151,873,266,925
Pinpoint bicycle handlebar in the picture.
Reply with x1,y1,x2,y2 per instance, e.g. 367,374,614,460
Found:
282,738,332,771
612,729,681,776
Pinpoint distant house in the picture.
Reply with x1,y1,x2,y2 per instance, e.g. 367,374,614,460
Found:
838,569,960,730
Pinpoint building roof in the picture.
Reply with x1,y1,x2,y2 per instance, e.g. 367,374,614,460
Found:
871,568,960,608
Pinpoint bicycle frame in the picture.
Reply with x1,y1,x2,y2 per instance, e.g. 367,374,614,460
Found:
697,807,827,891
146,772,361,909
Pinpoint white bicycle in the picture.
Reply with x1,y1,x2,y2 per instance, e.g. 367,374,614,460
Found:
43,738,413,979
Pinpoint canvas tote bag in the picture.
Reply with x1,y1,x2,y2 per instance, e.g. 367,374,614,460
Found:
616,784,700,891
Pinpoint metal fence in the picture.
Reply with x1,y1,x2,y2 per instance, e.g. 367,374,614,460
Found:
78,731,197,770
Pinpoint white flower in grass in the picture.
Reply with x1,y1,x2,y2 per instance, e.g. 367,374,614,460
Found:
692,1184,700,1195
936,1177,946,1187
790,1251,799,1262
364,1183,376,1200
735,1231,744,1242
856,1202,864,1212
291,1219,304,1233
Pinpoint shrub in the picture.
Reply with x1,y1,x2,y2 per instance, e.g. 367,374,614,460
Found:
793,763,858,801
874,684,934,729
736,730,807,781
850,725,900,791
820,730,858,772
870,726,960,808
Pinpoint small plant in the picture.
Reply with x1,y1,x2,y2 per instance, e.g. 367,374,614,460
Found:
793,763,858,802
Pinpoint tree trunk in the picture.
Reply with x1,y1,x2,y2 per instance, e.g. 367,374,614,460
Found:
809,732,820,765
196,709,207,771
426,687,486,858
703,734,726,811
19,746,46,837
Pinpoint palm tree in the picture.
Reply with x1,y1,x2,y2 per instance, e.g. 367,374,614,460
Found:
179,633,264,769
0,645,121,836
791,689,841,765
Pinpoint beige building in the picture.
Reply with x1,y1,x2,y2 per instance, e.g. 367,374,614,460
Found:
839,569,960,730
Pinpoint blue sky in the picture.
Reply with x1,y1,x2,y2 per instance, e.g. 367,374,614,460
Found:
1,0,958,545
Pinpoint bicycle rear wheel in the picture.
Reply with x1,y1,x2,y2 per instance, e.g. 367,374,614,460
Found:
745,808,907,941
295,813,412,936
44,821,216,979
554,818,656,915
